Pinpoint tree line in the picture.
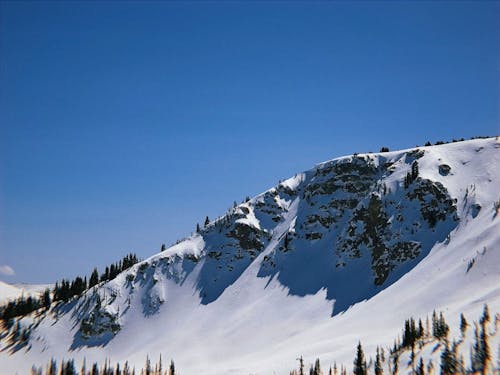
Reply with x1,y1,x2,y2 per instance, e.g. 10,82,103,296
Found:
289,305,494,375
30,355,176,375
0,253,139,322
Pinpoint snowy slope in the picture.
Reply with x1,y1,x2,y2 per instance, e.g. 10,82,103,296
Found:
0,282,22,305
1,137,499,374
0,282,51,305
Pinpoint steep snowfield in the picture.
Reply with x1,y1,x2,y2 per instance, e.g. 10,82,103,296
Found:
1,138,499,374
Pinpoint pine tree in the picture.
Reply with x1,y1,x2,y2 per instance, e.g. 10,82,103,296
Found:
144,356,151,375
478,306,491,375
432,310,438,338
353,341,367,375
480,304,490,325
196,223,200,233
64,359,76,375
299,356,305,375
439,312,449,339
80,358,86,375
418,319,424,340
375,346,383,375
48,358,58,375
204,216,210,227
89,268,99,288
161,244,166,252
123,361,130,375
42,288,52,308
88,362,97,375
313,358,321,375
460,313,468,337
169,360,175,375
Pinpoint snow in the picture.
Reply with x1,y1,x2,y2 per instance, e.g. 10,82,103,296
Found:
1,137,499,374
235,205,261,230
0,281,22,304
159,234,205,259
0,281,52,305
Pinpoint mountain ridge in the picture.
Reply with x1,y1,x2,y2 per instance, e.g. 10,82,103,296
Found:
1,137,499,374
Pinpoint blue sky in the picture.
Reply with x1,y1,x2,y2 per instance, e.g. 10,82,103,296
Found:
0,1,499,284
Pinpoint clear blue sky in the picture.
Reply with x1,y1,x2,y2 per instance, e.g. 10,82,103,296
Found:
0,1,498,284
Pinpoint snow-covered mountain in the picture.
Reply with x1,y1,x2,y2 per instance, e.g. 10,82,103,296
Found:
1,137,499,374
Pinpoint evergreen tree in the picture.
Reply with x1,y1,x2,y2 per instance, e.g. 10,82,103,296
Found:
42,288,52,308
353,341,367,375
477,306,491,375
158,354,162,375
48,358,58,375
480,304,490,325
169,360,175,375
375,346,383,375
90,362,99,375
418,319,424,339
460,313,468,337
80,358,86,375
123,362,131,375
89,268,99,288
204,216,210,227
432,310,438,337
161,244,166,252
432,311,449,340
313,358,321,375
299,356,305,375
64,359,76,375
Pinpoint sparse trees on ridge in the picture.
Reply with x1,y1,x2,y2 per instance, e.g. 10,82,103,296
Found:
0,253,139,322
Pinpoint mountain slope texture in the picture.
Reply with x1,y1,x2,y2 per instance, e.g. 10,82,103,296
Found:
1,137,499,374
